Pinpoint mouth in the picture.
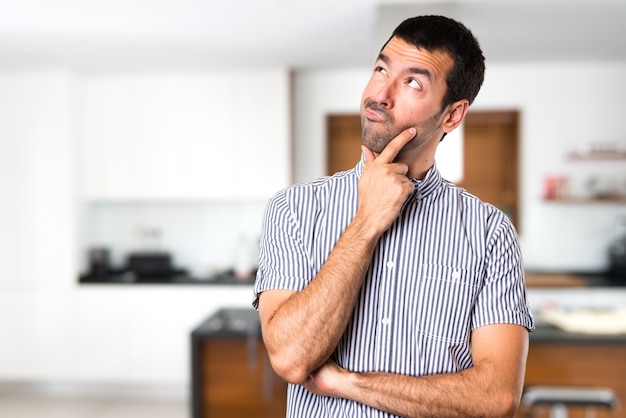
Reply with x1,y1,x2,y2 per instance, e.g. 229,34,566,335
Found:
364,109,384,123
363,105,388,123
363,100,389,122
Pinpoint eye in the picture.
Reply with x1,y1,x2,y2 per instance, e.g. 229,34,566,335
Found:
374,66,388,76
408,77,422,90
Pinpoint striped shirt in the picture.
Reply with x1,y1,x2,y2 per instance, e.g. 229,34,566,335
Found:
253,158,534,418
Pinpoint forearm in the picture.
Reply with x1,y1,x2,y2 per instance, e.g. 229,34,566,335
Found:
260,215,381,383
308,325,529,418
341,365,518,418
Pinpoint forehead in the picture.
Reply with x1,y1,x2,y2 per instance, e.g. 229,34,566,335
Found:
379,36,453,83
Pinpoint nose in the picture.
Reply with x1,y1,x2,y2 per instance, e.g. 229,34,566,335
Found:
373,80,395,109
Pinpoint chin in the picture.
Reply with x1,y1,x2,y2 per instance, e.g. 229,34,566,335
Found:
362,131,393,154
362,139,387,154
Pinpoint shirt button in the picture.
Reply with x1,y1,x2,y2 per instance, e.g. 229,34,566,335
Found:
381,318,390,325
452,271,461,280
386,261,395,269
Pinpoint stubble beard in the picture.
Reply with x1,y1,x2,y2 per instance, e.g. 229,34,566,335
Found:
361,101,443,156
360,100,406,154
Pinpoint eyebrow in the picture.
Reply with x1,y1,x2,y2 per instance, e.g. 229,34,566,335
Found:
377,52,433,81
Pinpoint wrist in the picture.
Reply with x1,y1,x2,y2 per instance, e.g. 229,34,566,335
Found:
350,211,385,243
338,369,366,403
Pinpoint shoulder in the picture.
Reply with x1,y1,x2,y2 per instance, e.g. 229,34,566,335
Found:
441,179,515,233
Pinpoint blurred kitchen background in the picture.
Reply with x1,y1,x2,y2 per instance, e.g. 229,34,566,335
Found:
1,0,625,417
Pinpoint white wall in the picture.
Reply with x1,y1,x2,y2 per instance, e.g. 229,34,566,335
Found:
82,201,267,276
476,63,626,271
293,62,626,271
293,68,371,183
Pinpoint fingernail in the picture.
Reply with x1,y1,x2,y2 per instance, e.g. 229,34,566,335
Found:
409,127,416,135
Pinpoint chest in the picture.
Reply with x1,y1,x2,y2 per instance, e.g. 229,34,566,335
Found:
304,194,489,275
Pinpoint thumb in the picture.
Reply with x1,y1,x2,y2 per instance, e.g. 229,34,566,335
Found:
362,145,376,163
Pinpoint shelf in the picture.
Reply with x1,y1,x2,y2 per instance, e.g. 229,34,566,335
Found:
525,273,588,288
567,151,626,160
543,196,626,204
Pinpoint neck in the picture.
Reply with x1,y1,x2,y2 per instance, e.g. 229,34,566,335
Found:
398,138,439,180
406,157,434,180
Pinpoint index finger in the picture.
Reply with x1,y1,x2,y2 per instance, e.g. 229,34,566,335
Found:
376,127,416,163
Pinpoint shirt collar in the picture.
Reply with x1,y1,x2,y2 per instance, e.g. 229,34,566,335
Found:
354,154,444,201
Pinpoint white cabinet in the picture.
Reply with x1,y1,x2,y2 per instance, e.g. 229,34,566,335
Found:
81,69,291,201
0,70,77,287
119,285,254,383
232,69,291,199
0,285,254,383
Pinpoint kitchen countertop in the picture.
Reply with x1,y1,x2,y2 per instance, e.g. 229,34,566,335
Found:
79,271,256,285
525,272,623,288
191,308,261,340
191,307,626,344
531,322,626,344
81,271,623,287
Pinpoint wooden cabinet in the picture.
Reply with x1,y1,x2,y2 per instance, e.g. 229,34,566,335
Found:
517,330,625,417
196,339,287,418
191,309,287,418
80,69,291,201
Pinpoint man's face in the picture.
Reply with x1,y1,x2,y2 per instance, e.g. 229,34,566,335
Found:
360,36,453,155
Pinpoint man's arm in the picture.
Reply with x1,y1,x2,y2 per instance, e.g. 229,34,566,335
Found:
303,323,529,418
258,127,417,384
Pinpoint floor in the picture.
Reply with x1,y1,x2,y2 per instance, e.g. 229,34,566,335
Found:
0,383,189,418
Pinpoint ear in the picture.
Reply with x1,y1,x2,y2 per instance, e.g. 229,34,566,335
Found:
442,99,469,134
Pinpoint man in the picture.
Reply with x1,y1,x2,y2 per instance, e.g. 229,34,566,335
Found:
253,15,534,418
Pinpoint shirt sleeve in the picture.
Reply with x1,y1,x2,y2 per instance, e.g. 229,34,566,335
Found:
472,214,535,332
252,189,313,309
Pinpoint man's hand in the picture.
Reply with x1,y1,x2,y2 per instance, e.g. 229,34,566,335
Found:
357,127,417,236
302,359,347,398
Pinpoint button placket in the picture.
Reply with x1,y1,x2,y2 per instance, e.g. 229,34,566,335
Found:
378,243,398,370
381,257,395,325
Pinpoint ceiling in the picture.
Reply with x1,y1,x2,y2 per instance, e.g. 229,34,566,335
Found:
0,0,624,73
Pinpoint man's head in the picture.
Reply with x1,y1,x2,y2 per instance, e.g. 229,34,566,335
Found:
384,15,485,109
360,15,484,157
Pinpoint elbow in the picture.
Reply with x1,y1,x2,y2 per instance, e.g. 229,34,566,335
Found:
490,392,521,418
267,350,312,385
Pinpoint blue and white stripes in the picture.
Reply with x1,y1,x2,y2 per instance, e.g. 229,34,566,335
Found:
254,158,534,418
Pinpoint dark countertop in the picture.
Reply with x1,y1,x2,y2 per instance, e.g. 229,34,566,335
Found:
191,308,261,340
531,323,626,344
79,271,256,285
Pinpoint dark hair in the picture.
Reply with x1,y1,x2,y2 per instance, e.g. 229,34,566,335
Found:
382,15,485,109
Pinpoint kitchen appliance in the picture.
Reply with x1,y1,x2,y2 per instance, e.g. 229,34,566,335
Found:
88,247,110,278
126,251,187,282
